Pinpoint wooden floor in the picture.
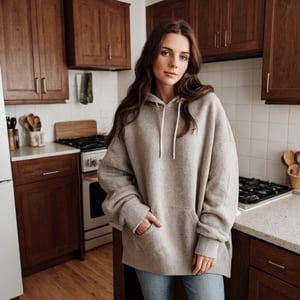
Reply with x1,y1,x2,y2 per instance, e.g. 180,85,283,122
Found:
19,243,114,300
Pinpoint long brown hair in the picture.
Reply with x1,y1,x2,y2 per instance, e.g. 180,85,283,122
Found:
107,19,213,145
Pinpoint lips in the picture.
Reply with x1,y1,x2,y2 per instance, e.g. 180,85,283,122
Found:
164,71,177,77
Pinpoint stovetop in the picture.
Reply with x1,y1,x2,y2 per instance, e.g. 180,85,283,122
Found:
239,176,292,210
56,135,107,152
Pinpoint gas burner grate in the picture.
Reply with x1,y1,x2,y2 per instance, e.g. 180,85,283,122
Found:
56,135,107,151
239,176,292,206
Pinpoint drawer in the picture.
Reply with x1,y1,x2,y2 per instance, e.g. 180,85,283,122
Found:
250,238,300,289
12,154,79,185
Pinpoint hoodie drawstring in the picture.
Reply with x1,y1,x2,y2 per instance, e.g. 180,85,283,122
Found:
172,101,182,160
159,105,166,158
158,100,182,160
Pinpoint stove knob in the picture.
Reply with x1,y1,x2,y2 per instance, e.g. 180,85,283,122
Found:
86,158,92,167
91,159,98,167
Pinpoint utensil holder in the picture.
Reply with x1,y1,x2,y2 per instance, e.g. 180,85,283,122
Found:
8,128,16,150
29,131,44,147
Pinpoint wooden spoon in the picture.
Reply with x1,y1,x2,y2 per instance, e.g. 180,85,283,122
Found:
282,150,295,167
294,151,300,164
23,120,32,131
27,113,35,130
33,116,41,131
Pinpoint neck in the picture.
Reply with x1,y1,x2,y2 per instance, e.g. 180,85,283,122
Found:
155,86,175,104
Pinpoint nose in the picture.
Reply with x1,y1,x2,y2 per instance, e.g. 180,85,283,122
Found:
169,55,179,68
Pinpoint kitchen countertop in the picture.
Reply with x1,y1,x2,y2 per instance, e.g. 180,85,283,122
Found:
234,191,300,255
10,142,79,161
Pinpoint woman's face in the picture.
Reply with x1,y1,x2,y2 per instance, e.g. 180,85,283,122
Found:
153,33,190,91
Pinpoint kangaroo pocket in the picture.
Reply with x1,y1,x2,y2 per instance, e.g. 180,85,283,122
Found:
123,207,199,273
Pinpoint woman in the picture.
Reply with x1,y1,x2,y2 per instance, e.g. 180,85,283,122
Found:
98,19,239,300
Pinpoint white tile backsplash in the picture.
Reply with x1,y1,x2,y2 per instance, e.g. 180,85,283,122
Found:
5,69,119,144
202,57,300,184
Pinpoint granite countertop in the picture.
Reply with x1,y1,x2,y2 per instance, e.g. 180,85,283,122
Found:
234,191,300,255
10,142,80,161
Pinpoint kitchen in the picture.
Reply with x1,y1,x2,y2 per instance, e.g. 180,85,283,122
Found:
1,0,300,299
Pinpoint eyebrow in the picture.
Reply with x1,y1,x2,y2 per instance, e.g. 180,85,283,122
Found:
160,46,190,55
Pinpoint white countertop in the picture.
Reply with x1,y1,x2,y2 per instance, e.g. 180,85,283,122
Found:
10,142,80,161
234,191,300,255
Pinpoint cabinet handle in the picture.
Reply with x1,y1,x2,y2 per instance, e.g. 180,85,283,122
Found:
215,32,221,48
108,45,112,60
266,72,270,93
42,170,60,176
214,32,217,48
267,260,286,270
224,30,227,47
42,78,47,94
35,78,39,94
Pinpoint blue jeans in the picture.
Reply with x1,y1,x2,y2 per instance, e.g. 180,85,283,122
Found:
135,269,224,300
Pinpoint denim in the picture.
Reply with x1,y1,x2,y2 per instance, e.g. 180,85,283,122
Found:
135,269,224,300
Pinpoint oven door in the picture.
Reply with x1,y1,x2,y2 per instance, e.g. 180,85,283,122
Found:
82,171,110,231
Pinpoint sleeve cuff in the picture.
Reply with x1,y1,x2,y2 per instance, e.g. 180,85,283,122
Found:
122,200,150,233
195,236,220,259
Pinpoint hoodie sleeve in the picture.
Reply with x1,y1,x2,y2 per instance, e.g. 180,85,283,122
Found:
194,98,239,259
97,136,150,232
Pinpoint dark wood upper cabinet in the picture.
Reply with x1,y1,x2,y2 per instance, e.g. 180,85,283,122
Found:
195,0,265,61
261,0,300,104
146,0,265,62
0,0,69,105
146,0,193,38
64,0,131,70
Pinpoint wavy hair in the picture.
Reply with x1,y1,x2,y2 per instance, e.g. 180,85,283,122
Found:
106,19,213,145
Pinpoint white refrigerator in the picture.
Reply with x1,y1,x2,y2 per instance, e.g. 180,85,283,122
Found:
0,69,23,299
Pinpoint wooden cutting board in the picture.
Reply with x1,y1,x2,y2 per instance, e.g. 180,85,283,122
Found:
55,120,97,140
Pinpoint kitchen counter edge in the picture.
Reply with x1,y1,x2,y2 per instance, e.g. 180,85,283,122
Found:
234,192,300,255
10,142,80,161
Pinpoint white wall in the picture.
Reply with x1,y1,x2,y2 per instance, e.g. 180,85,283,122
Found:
4,1,300,184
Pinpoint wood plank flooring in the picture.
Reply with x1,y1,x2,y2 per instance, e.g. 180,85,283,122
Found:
19,243,113,300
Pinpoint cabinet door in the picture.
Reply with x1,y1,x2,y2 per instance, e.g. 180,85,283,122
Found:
106,1,131,69
262,0,300,104
36,0,69,101
249,267,300,300
0,0,41,101
0,0,68,104
222,0,265,55
66,0,107,68
196,0,265,62
146,0,192,37
196,0,221,57
65,0,130,70
15,176,80,273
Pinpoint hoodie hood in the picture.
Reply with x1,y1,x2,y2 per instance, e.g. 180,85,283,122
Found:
147,93,183,159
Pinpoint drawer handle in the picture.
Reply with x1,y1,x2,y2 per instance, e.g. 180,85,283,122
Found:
42,171,60,176
267,260,286,270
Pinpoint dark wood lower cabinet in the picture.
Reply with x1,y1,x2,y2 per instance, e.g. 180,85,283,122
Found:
224,230,250,300
12,154,83,276
249,267,300,300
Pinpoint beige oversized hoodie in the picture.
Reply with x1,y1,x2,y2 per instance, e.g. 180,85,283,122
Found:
98,92,239,277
